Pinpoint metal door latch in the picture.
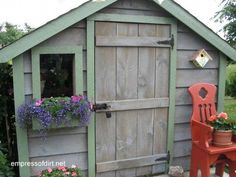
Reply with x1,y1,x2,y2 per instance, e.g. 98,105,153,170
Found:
93,103,112,118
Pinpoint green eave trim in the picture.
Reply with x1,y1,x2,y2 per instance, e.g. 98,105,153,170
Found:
153,0,236,61
0,0,117,63
1,0,236,63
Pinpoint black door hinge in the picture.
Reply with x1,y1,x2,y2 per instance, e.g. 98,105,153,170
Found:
155,151,170,164
157,35,174,49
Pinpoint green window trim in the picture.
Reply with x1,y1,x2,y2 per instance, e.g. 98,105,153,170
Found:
13,55,31,177
31,46,83,99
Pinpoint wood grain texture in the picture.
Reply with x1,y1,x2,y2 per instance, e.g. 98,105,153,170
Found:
97,154,167,173
175,105,192,124
177,22,191,33
174,123,191,141
100,8,171,17
90,13,176,25
137,26,156,174
28,127,86,138
96,98,169,112
95,21,171,176
72,20,86,28
177,32,216,50
24,73,32,95
175,88,192,106
95,47,116,100
38,28,86,48
116,23,138,177
109,0,165,11
116,47,138,99
172,156,190,170
29,133,87,157
153,108,168,154
155,48,170,97
95,22,116,177
176,69,218,87
23,51,32,73
173,140,191,158
96,36,171,47
177,50,219,69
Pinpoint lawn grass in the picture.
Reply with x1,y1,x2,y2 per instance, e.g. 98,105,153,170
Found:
224,96,236,118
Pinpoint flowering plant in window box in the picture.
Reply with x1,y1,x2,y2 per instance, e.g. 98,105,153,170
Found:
39,165,84,177
17,95,93,131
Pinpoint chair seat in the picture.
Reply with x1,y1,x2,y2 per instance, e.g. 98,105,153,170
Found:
193,141,236,155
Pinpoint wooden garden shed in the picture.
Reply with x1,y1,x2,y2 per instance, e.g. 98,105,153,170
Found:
0,0,236,176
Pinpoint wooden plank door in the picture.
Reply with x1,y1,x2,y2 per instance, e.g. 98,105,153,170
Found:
95,21,171,177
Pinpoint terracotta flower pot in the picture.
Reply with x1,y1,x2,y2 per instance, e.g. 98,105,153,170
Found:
213,130,233,147
232,133,236,142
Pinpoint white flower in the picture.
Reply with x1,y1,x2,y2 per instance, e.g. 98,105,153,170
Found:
71,165,76,168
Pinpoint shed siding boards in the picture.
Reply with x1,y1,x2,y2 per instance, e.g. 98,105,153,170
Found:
173,22,220,169
100,0,172,17
8,0,229,176
22,21,89,177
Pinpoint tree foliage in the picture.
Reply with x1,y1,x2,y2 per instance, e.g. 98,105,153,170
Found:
0,22,32,176
214,0,236,48
0,22,32,48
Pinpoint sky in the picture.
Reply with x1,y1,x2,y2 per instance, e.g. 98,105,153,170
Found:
0,0,224,35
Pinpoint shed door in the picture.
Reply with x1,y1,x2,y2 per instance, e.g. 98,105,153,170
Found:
95,22,171,176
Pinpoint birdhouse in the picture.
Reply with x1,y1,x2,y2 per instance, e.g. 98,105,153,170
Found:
192,49,213,68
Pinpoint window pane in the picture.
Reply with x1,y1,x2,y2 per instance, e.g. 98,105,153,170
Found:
40,54,74,97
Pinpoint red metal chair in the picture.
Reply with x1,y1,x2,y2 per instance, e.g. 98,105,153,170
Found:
188,83,236,177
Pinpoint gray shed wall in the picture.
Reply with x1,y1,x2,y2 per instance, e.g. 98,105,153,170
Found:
21,0,221,176
23,20,88,177
173,23,219,169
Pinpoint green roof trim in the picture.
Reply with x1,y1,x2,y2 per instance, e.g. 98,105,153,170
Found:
0,0,236,63
0,0,117,63
154,0,236,61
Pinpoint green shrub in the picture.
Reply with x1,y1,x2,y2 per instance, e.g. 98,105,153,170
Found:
0,143,15,177
226,71,236,98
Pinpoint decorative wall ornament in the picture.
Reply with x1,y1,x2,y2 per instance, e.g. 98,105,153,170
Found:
191,49,213,68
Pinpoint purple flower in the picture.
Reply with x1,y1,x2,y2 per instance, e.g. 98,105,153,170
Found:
17,95,93,133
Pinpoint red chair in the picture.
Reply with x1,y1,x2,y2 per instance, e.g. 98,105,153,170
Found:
188,83,236,177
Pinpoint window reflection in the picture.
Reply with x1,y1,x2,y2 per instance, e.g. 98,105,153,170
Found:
40,54,74,97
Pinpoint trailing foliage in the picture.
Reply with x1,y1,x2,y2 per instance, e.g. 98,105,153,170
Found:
17,96,93,132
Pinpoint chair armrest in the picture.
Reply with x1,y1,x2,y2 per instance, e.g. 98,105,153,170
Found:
191,119,214,148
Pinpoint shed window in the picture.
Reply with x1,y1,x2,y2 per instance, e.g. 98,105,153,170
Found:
40,54,74,97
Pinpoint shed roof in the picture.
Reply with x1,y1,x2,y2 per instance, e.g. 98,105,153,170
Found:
0,0,235,63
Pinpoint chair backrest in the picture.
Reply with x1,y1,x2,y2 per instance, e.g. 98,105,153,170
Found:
188,83,217,123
